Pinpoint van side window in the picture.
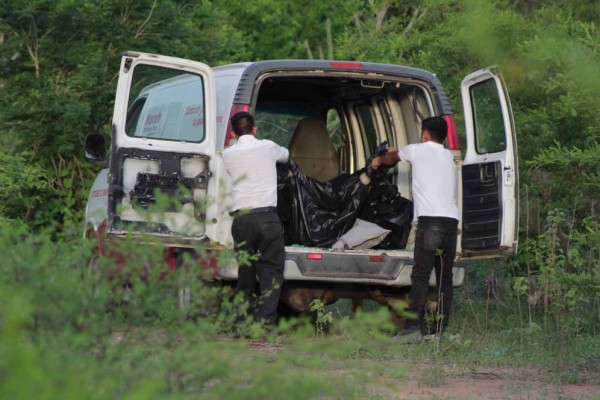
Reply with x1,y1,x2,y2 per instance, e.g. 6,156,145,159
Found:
470,79,506,154
326,108,342,150
377,99,395,148
355,103,378,156
126,65,206,143
126,98,146,136
254,107,312,147
395,87,431,144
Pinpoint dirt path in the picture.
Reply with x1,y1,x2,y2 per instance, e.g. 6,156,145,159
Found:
247,340,600,399
370,364,600,400
391,372,600,399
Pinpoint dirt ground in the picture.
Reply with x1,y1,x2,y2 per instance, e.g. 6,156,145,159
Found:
247,341,600,400
390,370,600,400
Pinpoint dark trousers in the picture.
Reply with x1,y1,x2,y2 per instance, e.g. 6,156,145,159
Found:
232,210,285,326
406,216,458,333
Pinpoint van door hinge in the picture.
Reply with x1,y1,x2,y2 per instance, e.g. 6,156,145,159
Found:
124,58,133,73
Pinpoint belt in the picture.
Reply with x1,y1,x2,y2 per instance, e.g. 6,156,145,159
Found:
230,206,277,217
418,216,458,230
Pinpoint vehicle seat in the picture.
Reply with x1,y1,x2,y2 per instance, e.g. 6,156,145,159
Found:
288,118,340,182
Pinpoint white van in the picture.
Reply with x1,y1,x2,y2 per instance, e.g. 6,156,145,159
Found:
84,51,518,312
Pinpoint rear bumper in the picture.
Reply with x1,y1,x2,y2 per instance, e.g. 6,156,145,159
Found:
92,236,467,288
218,247,466,288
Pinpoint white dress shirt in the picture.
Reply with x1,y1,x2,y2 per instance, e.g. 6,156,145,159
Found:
222,134,289,211
399,141,459,221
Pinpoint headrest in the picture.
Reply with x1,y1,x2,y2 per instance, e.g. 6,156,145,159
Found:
289,118,336,158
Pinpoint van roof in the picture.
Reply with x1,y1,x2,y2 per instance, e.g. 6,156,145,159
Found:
213,59,451,113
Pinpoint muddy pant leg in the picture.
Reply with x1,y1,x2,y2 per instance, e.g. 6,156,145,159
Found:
433,255,449,330
407,228,440,330
232,216,258,318
434,226,457,329
254,212,285,326
255,258,284,326
236,262,257,309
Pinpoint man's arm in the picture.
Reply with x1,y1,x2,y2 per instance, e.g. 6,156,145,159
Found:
273,143,289,163
371,147,400,170
359,147,401,185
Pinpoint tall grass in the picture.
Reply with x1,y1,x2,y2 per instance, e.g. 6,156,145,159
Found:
1,222,598,399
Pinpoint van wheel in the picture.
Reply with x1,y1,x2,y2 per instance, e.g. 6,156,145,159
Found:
88,254,100,275
178,286,191,314
278,300,304,319
176,279,227,320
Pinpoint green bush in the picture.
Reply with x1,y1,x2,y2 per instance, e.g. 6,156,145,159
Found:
0,151,51,223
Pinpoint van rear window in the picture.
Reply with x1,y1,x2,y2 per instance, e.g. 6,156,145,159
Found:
126,65,206,143
470,79,506,154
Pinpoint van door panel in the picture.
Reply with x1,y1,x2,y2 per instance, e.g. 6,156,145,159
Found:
109,52,216,240
460,67,518,257
461,161,502,250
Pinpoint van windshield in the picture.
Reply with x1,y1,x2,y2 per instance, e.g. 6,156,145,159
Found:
126,65,206,143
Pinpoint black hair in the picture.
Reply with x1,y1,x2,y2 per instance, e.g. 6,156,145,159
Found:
421,116,448,144
231,111,255,136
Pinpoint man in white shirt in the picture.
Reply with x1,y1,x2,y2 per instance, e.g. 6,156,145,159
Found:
372,116,459,342
222,111,289,327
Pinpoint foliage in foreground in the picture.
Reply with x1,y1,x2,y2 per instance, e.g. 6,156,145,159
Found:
1,224,598,399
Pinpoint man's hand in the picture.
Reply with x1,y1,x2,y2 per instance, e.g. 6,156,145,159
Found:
371,147,399,170
371,156,383,170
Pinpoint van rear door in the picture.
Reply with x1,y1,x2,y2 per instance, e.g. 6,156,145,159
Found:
460,66,518,257
108,51,216,241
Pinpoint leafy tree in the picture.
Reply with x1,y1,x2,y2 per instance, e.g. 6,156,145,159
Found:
333,0,599,321
220,0,363,60
0,0,248,227
0,150,50,222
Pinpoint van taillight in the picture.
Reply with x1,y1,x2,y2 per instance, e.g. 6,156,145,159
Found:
225,104,250,146
329,62,363,70
443,115,460,150
306,253,322,260
370,255,385,262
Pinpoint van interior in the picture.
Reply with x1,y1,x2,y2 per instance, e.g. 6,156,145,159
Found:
116,67,436,249
253,74,434,250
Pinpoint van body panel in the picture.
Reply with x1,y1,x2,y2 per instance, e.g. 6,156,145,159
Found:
85,168,109,232
229,60,452,113
213,64,249,149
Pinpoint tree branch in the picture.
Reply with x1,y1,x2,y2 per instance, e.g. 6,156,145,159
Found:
402,6,422,37
121,5,132,24
353,14,363,38
22,24,40,79
326,18,333,59
304,40,313,60
375,4,390,31
136,0,158,39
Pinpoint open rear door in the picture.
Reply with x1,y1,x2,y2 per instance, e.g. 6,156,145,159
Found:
460,66,518,257
107,51,216,241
